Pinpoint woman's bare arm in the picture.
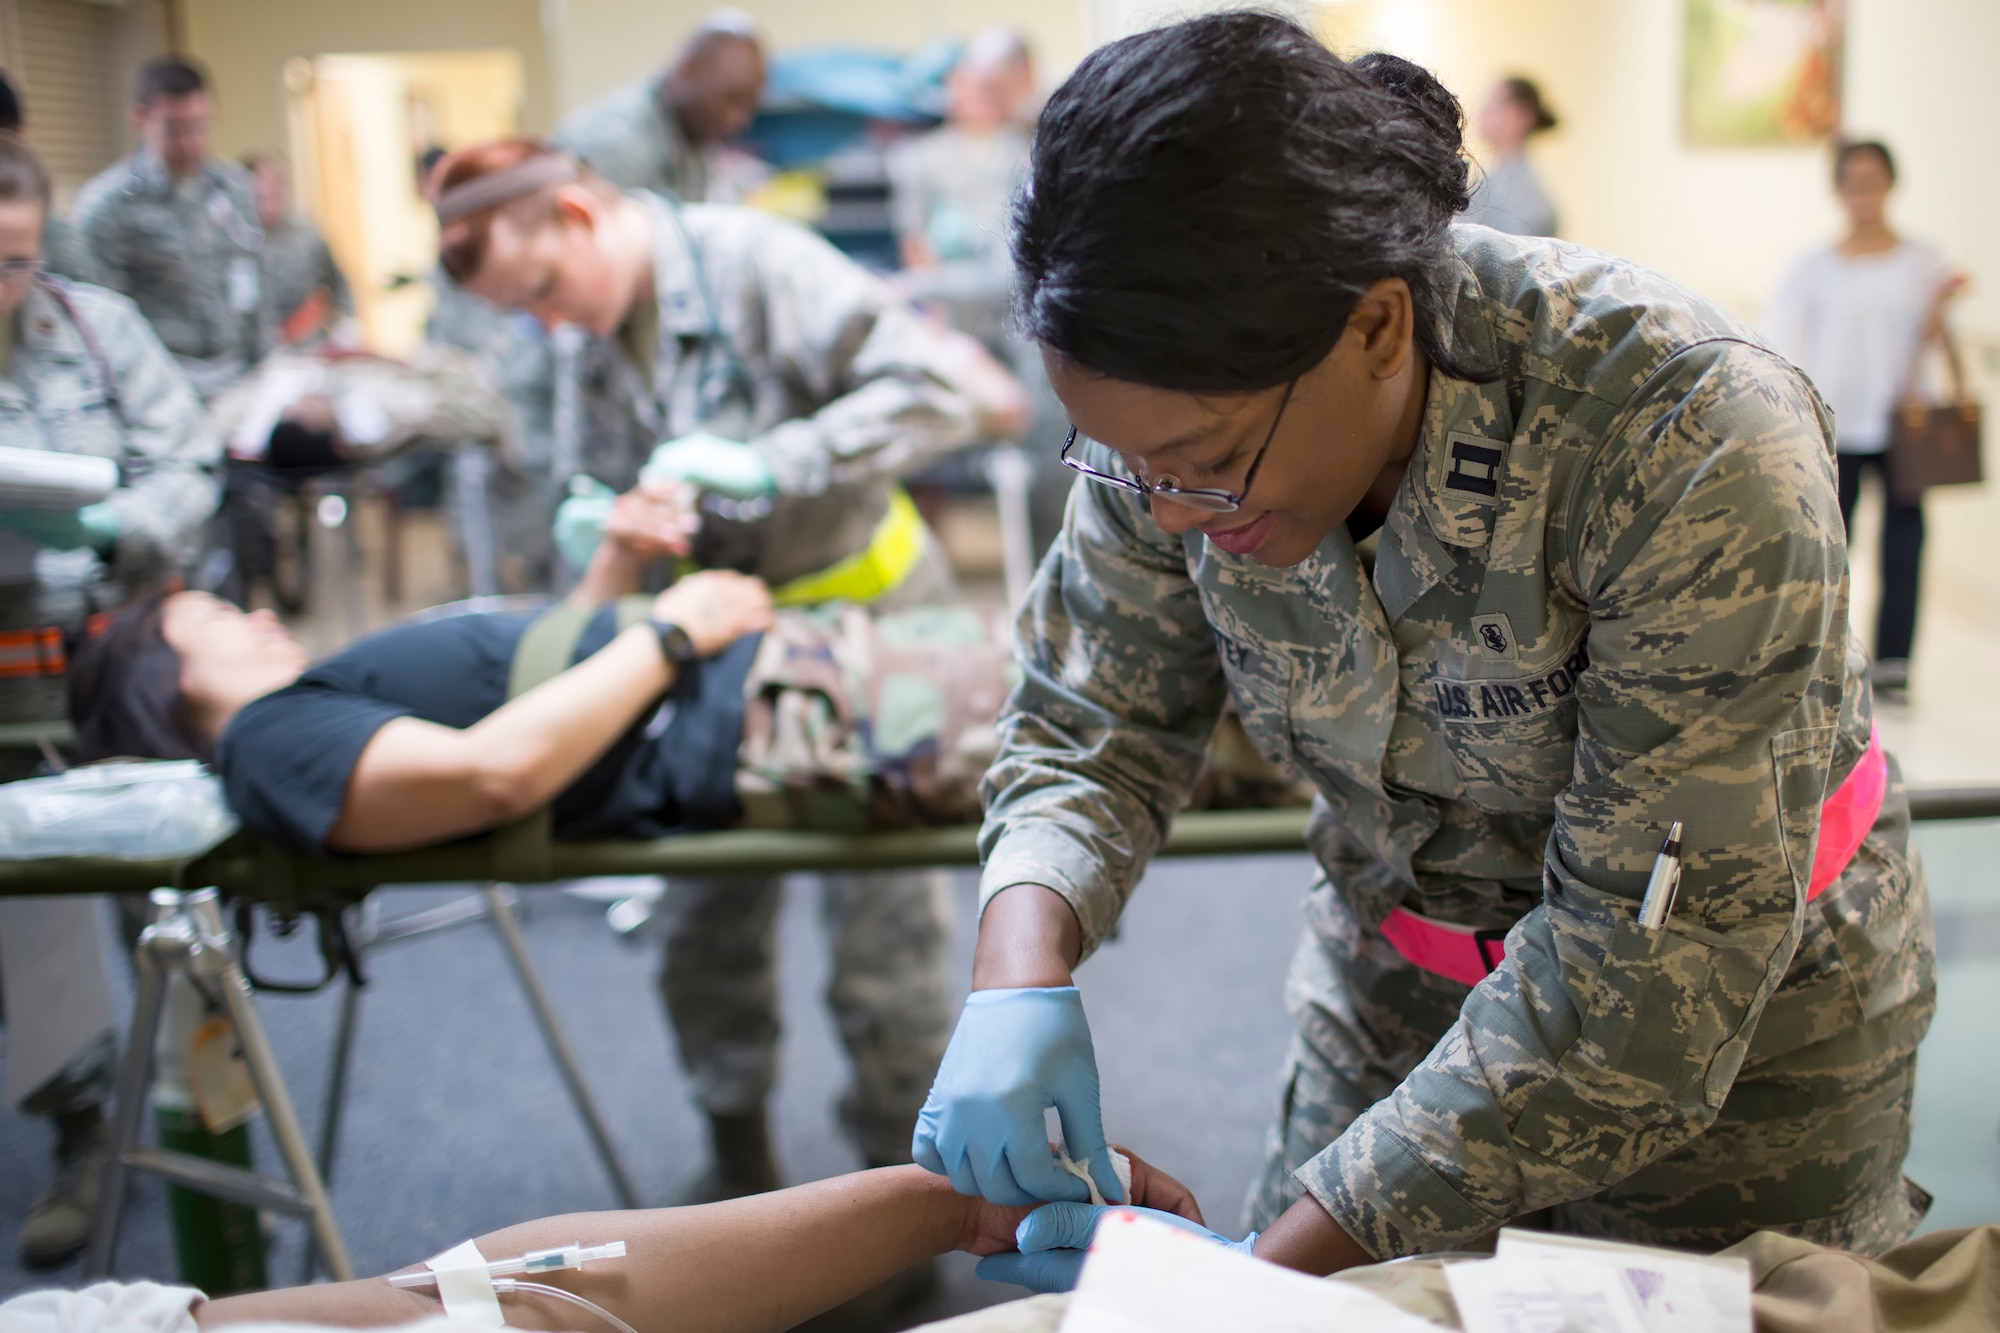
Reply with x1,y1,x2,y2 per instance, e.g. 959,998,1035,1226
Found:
323,571,773,854
197,1155,1201,1333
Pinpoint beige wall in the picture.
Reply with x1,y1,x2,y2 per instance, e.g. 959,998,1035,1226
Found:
182,0,554,160
550,0,1089,117
1308,0,1998,363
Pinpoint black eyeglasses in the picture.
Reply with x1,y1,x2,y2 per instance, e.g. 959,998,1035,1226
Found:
0,258,45,287
1059,378,1297,515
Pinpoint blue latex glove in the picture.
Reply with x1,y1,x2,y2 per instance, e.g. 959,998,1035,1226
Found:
912,986,1122,1207
78,502,119,553
976,1204,1259,1293
642,432,774,499
0,504,110,552
553,476,617,572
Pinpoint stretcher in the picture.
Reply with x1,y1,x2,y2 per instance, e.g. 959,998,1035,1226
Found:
22,784,1995,1287
1,791,1996,907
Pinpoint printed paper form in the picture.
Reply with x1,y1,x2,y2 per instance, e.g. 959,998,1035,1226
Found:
1496,1228,1752,1333
1447,1257,1649,1333
1056,1211,1437,1333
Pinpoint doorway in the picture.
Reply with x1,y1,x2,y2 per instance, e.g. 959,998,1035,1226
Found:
287,48,524,355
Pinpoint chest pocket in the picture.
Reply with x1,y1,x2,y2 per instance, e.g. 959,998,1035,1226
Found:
1433,631,1586,815
22,374,124,461
1212,627,1298,776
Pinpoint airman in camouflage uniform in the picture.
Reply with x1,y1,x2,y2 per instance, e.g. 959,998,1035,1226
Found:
553,12,765,202
977,226,1935,1257
258,217,351,348
556,76,713,204
73,148,266,400
40,216,102,287
533,190,1015,1187
0,278,220,667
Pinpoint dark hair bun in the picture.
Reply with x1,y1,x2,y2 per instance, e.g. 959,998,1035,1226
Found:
1014,12,1478,392
1352,52,1472,217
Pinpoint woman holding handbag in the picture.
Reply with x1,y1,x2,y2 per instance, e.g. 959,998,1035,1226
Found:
1766,139,1968,703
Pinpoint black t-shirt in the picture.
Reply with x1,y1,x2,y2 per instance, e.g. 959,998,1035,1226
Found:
214,608,758,855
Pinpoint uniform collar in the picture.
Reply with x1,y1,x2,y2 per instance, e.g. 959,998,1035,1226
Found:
1372,254,1517,621
127,147,224,197
14,284,89,365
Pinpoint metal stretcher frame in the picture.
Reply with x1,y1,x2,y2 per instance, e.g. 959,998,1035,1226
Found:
1,792,1996,908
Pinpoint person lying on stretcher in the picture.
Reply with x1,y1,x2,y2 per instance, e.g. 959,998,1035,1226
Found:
5,1150,1215,1333
65,485,1021,855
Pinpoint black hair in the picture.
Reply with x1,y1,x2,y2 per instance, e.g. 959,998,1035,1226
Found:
1834,138,1895,187
67,592,210,764
0,70,22,134
1011,11,1477,393
1500,76,1557,133
0,131,50,212
136,56,209,107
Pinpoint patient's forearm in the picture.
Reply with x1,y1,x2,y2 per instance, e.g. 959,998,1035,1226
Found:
198,1167,980,1333
570,540,646,606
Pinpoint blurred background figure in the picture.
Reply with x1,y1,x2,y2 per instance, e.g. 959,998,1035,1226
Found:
554,7,766,203
1765,140,1966,705
73,56,266,403
887,24,1032,345
0,72,99,286
1461,75,1559,237
0,130,218,1268
888,27,1072,566
242,152,353,351
433,130,1020,1207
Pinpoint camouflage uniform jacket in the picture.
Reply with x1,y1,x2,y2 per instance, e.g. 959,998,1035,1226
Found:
260,217,353,345
0,280,221,585
72,149,268,399
978,226,1932,1256
552,194,992,586
41,216,104,286
554,76,710,201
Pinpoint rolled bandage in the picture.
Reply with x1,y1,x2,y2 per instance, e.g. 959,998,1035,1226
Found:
1055,1146,1133,1206
424,1239,505,1326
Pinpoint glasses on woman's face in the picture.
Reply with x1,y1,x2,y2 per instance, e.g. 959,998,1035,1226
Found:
0,258,44,287
1060,378,1297,516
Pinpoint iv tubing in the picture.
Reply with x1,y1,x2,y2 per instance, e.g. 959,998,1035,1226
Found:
494,1279,642,1333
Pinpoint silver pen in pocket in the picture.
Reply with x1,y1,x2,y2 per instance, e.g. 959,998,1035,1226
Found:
1637,820,1684,930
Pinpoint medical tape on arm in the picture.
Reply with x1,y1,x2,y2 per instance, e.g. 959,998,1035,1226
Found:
424,1239,506,1326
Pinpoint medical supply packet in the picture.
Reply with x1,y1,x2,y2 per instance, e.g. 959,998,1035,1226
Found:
0,761,238,861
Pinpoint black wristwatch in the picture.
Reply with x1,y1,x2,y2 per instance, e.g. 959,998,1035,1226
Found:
649,619,698,667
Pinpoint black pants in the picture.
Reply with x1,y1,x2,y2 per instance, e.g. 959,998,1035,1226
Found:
1836,451,1925,664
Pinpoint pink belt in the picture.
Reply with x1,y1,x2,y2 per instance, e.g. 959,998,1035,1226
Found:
1383,729,1889,988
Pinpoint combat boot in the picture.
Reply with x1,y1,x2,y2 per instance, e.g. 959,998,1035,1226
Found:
19,1106,109,1267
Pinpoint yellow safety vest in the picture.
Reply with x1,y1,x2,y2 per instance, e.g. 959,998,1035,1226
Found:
678,487,929,607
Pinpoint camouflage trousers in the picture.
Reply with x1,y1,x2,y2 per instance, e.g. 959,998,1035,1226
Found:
1243,847,1937,1256
659,870,954,1167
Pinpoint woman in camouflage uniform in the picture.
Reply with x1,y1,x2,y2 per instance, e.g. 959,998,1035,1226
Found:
418,141,1029,1221
918,14,1936,1289
0,131,217,1267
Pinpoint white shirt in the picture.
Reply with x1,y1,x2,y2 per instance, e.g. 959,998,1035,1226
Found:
1763,240,1947,453
0,1283,494,1333
1460,155,1558,238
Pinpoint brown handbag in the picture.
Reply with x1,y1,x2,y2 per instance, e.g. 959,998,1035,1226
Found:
1885,400,1983,505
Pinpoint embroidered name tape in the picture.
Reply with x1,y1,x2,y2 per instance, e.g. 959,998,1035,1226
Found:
1433,640,1589,722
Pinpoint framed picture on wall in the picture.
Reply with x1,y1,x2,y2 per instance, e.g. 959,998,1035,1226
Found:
1684,0,1843,145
